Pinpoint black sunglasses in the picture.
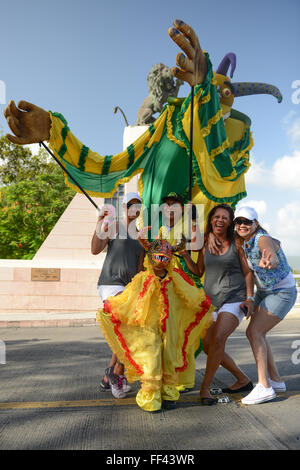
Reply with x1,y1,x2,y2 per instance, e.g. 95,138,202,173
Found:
127,202,141,209
234,218,253,226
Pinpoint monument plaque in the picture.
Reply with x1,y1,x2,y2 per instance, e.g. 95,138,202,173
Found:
31,268,61,282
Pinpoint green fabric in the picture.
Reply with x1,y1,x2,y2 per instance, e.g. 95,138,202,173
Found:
78,145,89,172
195,338,203,358
102,155,112,176
51,53,250,214
178,255,203,288
127,144,135,169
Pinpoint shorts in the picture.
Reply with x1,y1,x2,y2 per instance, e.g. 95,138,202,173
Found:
213,301,245,325
254,286,297,320
97,285,125,302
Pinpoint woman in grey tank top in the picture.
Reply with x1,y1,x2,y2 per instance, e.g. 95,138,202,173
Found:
91,193,145,399
182,204,254,404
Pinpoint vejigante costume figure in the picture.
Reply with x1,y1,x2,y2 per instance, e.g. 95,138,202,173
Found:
97,229,214,412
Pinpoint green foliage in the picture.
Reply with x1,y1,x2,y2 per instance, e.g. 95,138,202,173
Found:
0,136,75,259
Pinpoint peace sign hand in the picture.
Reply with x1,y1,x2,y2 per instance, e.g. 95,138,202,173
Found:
259,249,273,269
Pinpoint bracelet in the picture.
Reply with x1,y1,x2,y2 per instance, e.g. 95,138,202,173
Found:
247,296,255,302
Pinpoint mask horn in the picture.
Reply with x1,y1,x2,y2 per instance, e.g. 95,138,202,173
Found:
230,82,283,103
216,53,236,78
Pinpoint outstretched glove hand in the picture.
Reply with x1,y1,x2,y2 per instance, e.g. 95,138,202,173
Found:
4,100,51,145
168,20,208,86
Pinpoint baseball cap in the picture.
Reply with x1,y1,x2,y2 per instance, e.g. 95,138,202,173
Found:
234,206,258,221
122,192,141,205
161,192,184,204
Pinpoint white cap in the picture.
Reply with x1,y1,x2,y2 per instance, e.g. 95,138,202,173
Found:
122,192,141,205
234,206,258,221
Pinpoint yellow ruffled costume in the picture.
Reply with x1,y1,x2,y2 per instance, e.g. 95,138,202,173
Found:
97,264,213,412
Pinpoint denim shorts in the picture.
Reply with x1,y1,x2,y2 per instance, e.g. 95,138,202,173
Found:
254,286,298,320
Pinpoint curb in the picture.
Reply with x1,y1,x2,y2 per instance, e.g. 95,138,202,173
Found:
0,318,97,328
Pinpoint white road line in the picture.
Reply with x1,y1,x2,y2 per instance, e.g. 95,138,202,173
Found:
230,333,300,339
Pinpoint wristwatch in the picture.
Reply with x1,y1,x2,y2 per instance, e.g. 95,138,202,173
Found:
247,296,255,302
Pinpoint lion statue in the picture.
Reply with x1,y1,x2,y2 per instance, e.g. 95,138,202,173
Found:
136,63,183,125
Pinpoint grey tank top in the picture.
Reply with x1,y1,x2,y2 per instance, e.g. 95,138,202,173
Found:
98,223,143,287
204,239,246,309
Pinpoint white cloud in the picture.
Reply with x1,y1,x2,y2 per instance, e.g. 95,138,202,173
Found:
245,151,300,191
273,201,300,255
287,118,300,144
281,111,300,148
272,150,300,191
245,157,268,186
281,110,297,127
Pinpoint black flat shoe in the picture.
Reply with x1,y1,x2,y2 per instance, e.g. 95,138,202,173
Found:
180,387,193,394
222,381,253,394
162,400,177,410
200,397,217,406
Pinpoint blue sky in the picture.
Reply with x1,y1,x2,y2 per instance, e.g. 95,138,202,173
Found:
0,0,299,257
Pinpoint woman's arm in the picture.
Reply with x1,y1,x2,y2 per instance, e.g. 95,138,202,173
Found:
179,250,201,276
180,247,205,277
137,249,146,272
196,247,206,278
91,216,111,255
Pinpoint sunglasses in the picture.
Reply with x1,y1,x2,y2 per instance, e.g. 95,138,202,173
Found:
234,218,253,226
127,202,141,209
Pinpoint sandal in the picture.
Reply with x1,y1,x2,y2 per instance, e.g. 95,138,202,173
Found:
99,366,113,392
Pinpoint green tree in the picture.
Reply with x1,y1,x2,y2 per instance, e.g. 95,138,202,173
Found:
0,136,76,259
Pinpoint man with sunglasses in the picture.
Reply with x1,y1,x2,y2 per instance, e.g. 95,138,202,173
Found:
91,192,145,399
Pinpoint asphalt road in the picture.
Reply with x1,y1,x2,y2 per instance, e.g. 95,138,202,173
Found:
0,313,299,451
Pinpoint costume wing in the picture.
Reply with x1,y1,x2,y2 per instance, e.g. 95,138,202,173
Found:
48,54,253,216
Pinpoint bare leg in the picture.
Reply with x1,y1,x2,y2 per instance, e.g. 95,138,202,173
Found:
108,353,118,368
203,323,251,389
113,359,125,376
104,291,124,380
200,312,239,399
246,306,281,388
266,340,281,382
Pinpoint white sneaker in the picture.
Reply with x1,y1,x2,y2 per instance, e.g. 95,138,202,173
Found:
269,379,286,392
119,375,132,393
108,374,127,399
241,383,276,405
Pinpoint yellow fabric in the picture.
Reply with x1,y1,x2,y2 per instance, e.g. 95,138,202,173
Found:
97,269,213,412
181,98,250,196
157,222,202,390
49,110,167,174
48,71,253,205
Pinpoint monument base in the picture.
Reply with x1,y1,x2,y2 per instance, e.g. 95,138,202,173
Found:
0,259,102,314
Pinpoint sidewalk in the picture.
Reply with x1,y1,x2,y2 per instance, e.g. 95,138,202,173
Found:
0,311,97,328
0,306,299,328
